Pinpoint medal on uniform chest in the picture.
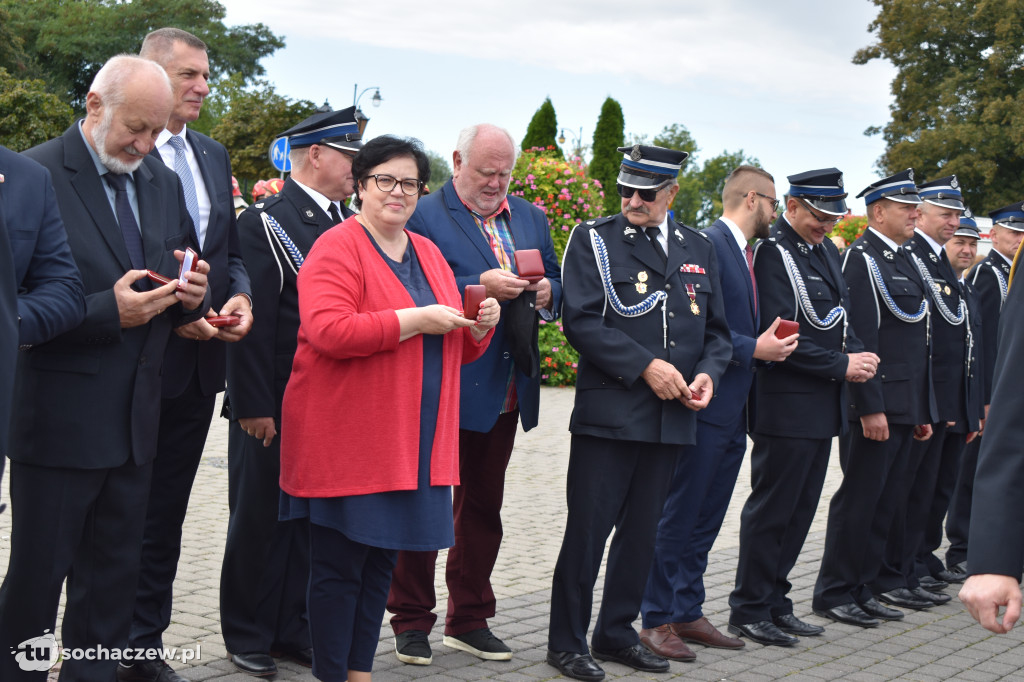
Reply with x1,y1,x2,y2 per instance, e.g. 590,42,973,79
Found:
686,283,700,315
636,270,648,294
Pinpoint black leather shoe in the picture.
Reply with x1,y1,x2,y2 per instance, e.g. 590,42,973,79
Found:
591,643,669,672
813,603,879,628
231,652,278,677
773,613,824,636
879,588,933,610
919,575,949,591
937,562,968,584
271,647,313,667
546,650,605,681
911,586,952,604
858,598,904,620
727,620,798,647
116,660,187,682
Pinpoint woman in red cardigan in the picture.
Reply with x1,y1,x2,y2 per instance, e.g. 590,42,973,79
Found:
279,135,498,682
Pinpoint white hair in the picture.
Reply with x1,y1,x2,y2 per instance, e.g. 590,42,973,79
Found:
90,54,171,108
455,123,519,164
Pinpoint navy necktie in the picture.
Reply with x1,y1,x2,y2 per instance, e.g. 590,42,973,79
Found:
646,226,667,266
104,173,145,270
328,202,342,225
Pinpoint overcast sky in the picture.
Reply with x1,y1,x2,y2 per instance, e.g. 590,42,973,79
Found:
217,0,897,216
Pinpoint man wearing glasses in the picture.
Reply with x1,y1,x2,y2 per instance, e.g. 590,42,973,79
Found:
729,169,878,647
811,170,936,628
221,108,361,677
548,144,731,680
640,165,798,662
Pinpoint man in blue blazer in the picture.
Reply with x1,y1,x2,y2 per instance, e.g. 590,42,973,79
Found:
0,145,86,463
641,166,796,661
389,123,561,664
0,55,209,681
120,29,253,682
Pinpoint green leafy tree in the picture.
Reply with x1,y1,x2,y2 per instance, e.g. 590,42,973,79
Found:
685,150,759,228
521,97,562,158
1,0,284,112
209,78,316,183
425,149,452,192
0,68,74,151
590,97,625,214
653,124,700,225
856,0,1024,211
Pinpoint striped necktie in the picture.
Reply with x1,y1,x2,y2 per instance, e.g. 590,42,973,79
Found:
168,135,202,248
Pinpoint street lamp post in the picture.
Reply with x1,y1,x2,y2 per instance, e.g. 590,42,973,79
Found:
353,84,383,136
558,127,584,159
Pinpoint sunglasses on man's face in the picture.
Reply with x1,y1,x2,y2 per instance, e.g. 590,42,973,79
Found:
617,183,667,202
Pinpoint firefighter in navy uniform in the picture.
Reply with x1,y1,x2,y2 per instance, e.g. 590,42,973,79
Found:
812,170,937,628
943,203,1023,581
547,145,731,682
729,168,877,647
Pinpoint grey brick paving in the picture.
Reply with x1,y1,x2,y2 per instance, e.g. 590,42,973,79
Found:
3,386,1023,680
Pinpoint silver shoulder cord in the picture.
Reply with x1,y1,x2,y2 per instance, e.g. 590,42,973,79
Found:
910,252,973,376
589,229,669,348
261,212,306,294
777,243,848,352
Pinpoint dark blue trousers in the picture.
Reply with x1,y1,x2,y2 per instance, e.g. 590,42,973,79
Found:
642,414,746,627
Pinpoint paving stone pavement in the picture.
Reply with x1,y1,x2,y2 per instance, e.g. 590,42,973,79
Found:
2,387,1022,681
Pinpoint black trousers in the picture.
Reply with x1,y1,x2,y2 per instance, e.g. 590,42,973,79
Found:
813,423,915,610
945,434,981,568
548,434,678,654
730,434,831,624
129,374,216,650
219,419,310,654
0,459,152,681
915,427,967,578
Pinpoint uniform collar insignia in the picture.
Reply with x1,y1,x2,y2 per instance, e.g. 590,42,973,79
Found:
797,242,809,255
929,251,939,262
883,249,895,261
623,226,637,235
674,228,685,242
305,209,316,219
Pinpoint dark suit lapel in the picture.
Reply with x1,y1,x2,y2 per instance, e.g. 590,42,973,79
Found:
188,132,220,255
441,182,500,268
712,221,756,317
133,160,168,270
63,128,134,273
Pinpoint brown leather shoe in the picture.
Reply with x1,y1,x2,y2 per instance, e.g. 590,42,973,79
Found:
639,624,696,662
671,616,745,649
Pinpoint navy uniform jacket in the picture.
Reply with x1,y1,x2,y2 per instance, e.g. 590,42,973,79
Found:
905,232,980,430
699,219,758,428
752,215,864,439
967,269,1024,578
841,229,936,426
227,177,336,421
406,179,561,432
968,250,1011,405
154,129,251,399
561,213,731,445
14,123,204,469
0,145,85,453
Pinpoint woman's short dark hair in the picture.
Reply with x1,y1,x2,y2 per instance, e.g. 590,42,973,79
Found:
351,135,431,208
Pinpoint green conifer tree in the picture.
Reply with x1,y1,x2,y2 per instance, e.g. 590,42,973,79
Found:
589,97,625,214
521,97,562,158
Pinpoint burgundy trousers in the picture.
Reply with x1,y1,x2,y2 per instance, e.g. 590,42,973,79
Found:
387,410,519,636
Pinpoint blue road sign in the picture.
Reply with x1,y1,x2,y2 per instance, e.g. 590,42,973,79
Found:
269,137,291,172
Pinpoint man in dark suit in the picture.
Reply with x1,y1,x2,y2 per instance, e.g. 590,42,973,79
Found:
888,176,982,607
388,123,561,665
0,145,86,465
547,145,731,681
729,169,878,647
945,204,1024,581
640,165,796,661
959,212,1024,633
812,170,937,627
0,55,209,682
117,28,253,682
220,108,361,677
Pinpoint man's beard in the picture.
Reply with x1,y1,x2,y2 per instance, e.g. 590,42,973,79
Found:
94,111,145,175
754,204,772,239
